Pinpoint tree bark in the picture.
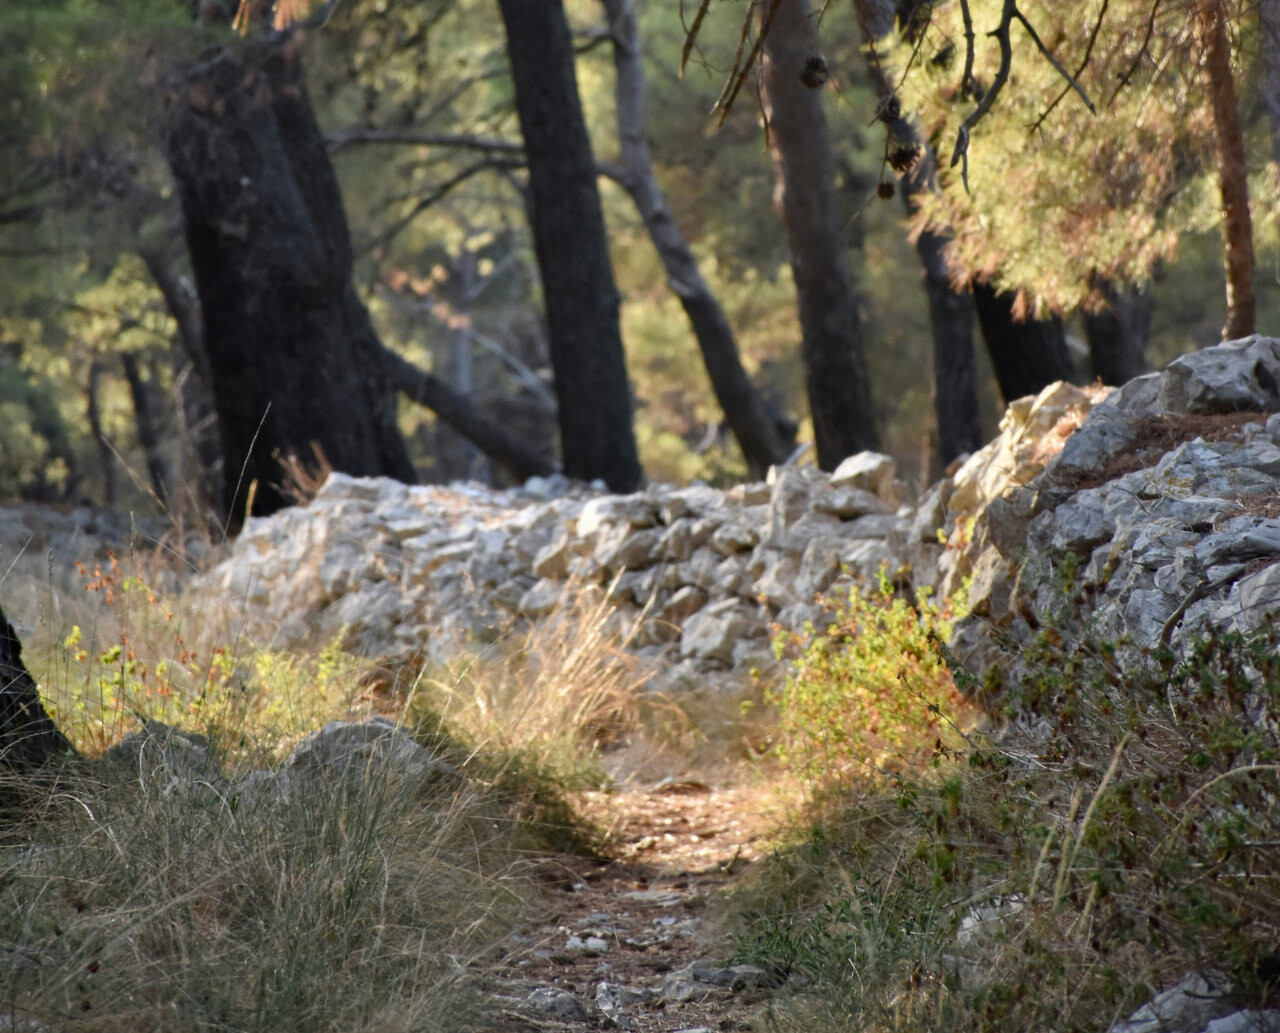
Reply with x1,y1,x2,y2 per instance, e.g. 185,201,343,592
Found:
121,353,171,507
166,36,417,527
918,228,981,465
603,0,793,478
972,282,1076,403
139,246,224,513
497,0,643,492
380,344,555,482
759,0,879,470
1199,0,1255,340
852,0,981,469
1083,279,1150,386
1,601,76,776
86,360,118,508
1262,0,1280,165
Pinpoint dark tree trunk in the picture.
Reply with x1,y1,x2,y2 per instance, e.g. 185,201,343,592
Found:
760,0,879,470
380,344,555,482
139,246,224,512
1263,0,1280,165
497,0,643,492
1083,280,1151,386
166,37,417,527
1199,0,1255,340
603,0,792,478
918,228,981,465
121,353,171,507
1,601,76,776
972,282,1077,403
86,360,118,508
856,24,980,469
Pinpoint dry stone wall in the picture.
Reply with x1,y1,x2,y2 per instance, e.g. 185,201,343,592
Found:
187,336,1280,704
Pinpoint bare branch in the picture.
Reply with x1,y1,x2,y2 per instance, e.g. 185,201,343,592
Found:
950,0,1016,191
712,0,784,124
1011,6,1095,114
1030,0,1107,132
357,158,525,257
680,0,713,76
379,344,555,481
950,0,1094,191
1108,0,1163,107
959,0,977,95
328,128,523,156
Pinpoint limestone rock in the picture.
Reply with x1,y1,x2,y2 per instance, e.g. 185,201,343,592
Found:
1158,335,1280,414
831,451,901,506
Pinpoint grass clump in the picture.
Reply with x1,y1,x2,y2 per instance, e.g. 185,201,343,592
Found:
402,579,653,854
731,615,1280,1033
1,557,652,1030
0,740,530,1032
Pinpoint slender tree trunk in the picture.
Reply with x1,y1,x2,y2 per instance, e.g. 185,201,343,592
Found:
972,282,1076,403
86,360,117,508
852,0,980,469
1199,0,1255,340
1,600,76,777
380,344,555,481
166,36,417,527
139,246,224,511
434,249,482,481
603,0,792,478
918,227,981,465
1262,0,1280,165
759,0,879,469
497,0,643,492
121,353,171,507
1083,279,1150,386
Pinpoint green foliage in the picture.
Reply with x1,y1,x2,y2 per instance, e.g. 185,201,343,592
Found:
893,0,1280,314
767,574,971,786
731,619,1280,1033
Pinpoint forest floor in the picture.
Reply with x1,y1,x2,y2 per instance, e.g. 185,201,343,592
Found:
473,774,795,1033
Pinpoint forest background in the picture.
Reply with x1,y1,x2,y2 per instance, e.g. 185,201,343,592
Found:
3,0,1280,526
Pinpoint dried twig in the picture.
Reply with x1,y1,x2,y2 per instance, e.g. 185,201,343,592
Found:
1030,0,1107,132
1108,0,1163,106
950,0,1094,191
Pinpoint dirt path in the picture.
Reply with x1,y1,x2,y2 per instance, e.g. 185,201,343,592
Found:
475,780,792,1032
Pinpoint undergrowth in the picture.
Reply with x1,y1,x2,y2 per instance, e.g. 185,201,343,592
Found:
765,572,972,786
733,602,1280,1032
1,550,649,1030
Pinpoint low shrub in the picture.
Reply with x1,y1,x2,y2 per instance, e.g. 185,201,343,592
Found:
730,621,1280,1033
765,572,972,787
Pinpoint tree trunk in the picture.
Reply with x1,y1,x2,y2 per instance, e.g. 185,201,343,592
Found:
380,343,556,482
121,352,171,507
166,37,417,527
435,250,482,482
1083,279,1150,386
918,227,981,466
759,0,879,470
1,601,76,776
139,246,224,513
1199,0,1255,340
497,0,643,492
852,0,981,469
1262,0,1280,165
86,360,118,508
972,282,1076,403
603,0,793,478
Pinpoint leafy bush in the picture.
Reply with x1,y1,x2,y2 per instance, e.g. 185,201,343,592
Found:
731,621,1280,1033
39,552,370,763
766,573,972,786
